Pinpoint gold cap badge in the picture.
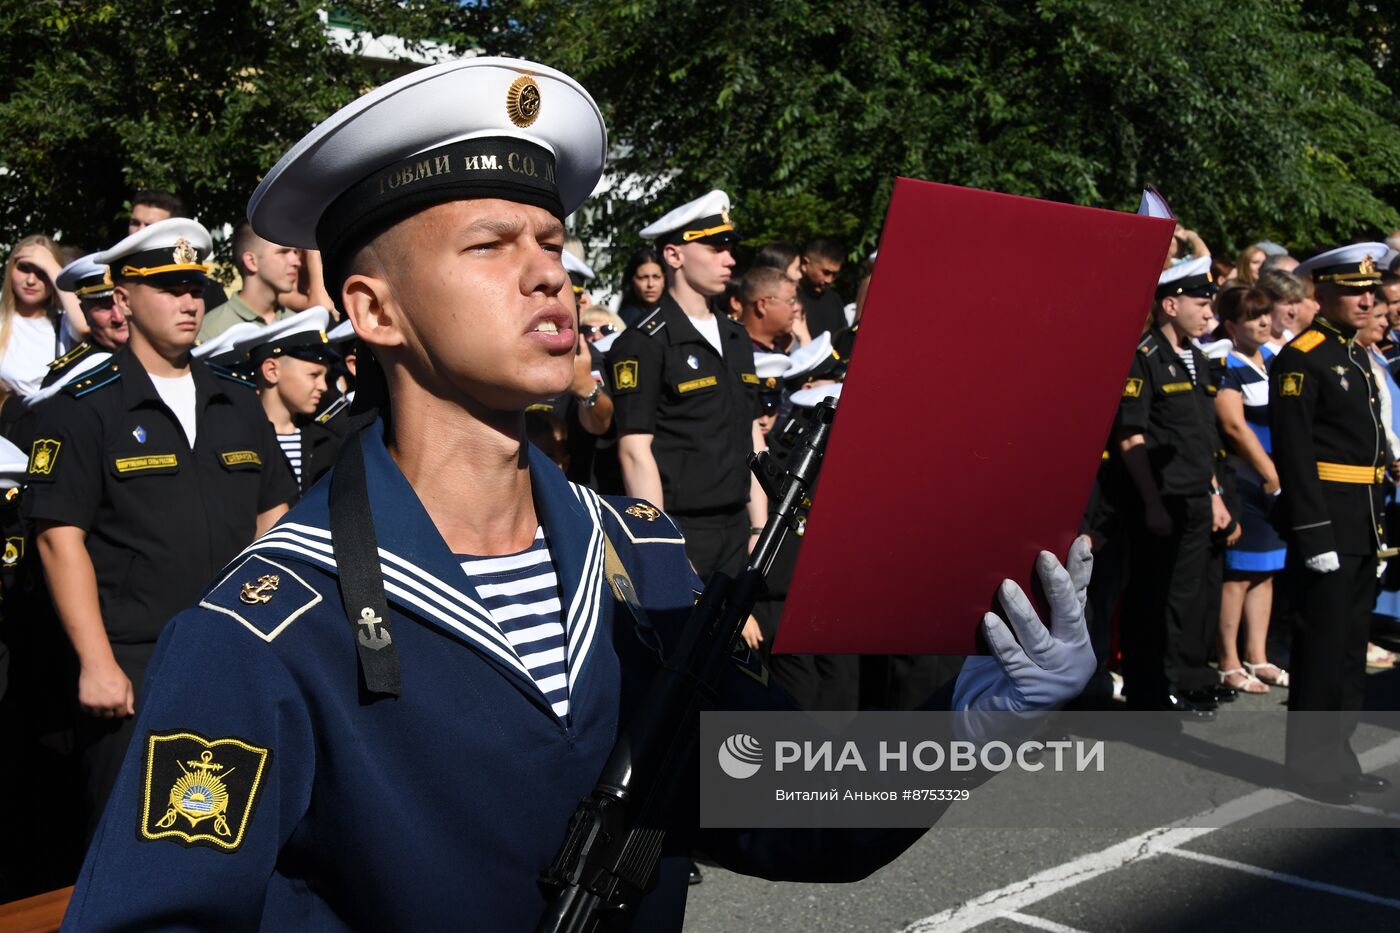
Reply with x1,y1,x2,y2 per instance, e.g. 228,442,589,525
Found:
1360,255,1377,277
172,237,198,265
506,74,542,128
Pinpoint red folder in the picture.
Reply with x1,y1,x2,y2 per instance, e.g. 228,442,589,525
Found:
774,179,1173,655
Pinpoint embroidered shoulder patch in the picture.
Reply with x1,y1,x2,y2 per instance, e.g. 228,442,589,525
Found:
1292,331,1325,353
1122,378,1143,398
613,360,639,392
601,497,686,545
140,730,271,852
199,555,323,642
1280,372,1304,397
28,438,61,476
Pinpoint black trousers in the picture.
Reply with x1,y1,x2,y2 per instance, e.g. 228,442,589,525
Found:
673,507,750,581
1080,475,1131,702
1123,493,1216,705
77,641,154,844
1284,553,1375,785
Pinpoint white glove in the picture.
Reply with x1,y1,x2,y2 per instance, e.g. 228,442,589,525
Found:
1378,560,1388,580
953,536,1096,714
1305,551,1340,573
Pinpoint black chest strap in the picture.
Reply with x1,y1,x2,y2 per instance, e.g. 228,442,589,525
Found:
328,431,401,699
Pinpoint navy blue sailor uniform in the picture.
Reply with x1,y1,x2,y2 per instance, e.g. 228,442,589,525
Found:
63,427,924,931
608,294,760,579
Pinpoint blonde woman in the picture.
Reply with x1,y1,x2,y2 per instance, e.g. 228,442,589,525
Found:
1231,244,1267,285
0,234,84,398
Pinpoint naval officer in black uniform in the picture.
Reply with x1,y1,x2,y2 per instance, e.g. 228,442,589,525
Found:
1271,242,1393,804
23,218,297,834
608,190,766,582
1115,257,1235,718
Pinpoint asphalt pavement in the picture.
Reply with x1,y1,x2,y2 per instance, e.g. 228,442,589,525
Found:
682,647,1400,933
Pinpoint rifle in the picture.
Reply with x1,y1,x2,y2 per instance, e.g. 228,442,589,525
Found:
535,398,838,933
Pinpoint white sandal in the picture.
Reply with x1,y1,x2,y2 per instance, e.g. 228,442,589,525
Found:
1219,667,1269,693
1244,661,1289,688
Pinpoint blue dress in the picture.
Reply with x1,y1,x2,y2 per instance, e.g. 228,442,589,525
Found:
1219,349,1287,572
1370,347,1400,621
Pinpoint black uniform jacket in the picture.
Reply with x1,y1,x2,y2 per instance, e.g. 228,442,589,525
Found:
608,294,758,513
1114,327,1219,497
291,419,346,496
1269,316,1389,558
21,346,298,645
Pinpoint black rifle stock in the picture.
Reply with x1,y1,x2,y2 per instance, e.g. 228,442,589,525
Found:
536,398,838,933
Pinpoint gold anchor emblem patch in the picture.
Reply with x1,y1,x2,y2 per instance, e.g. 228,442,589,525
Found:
239,574,280,605
140,731,270,851
625,503,661,522
506,74,542,127
156,749,234,836
357,607,392,651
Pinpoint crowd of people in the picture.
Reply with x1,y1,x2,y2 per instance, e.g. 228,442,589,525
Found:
0,59,1392,926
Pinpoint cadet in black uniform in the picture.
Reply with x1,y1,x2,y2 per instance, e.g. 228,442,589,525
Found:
236,307,347,495
23,219,297,834
1271,243,1392,804
609,190,766,581
1115,257,1235,718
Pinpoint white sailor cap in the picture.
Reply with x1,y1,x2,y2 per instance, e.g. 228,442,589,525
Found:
241,307,334,365
0,435,30,489
639,189,739,246
1296,242,1389,287
327,317,357,344
1156,255,1216,299
91,218,211,287
55,253,114,300
192,322,265,365
562,249,596,287
24,350,115,406
753,351,792,391
246,57,607,288
784,330,834,381
789,382,843,408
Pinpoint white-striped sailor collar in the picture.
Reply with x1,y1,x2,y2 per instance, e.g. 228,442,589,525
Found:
242,421,607,718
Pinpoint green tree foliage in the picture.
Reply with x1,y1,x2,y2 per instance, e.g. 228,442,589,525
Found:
489,0,1399,279
0,1,477,254
0,0,1394,283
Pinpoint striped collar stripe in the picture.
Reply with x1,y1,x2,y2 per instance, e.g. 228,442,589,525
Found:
245,526,526,669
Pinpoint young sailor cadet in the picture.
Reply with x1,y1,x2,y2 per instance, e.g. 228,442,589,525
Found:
63,58,1095,931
